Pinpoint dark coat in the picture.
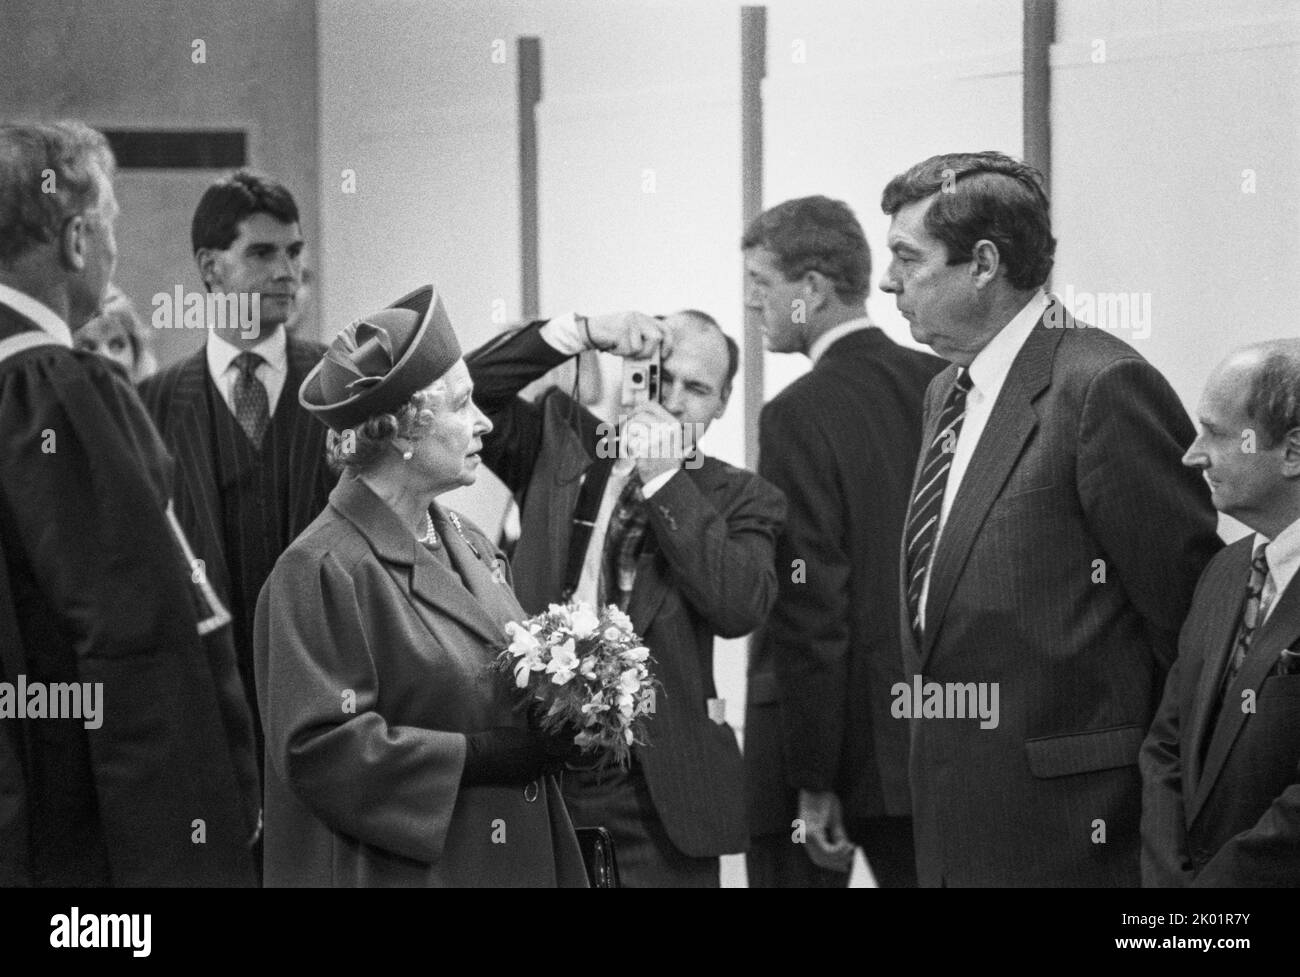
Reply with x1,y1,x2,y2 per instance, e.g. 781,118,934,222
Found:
254,473,587,887
0,300,258,886
746,327,943,834
901,299,1222,887
467,323,787,857
1141,534,1300,886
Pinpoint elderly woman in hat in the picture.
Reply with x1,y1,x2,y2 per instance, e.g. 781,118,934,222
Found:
254,285,587,887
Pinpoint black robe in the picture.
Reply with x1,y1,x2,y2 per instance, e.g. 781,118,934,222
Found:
0,299,258,886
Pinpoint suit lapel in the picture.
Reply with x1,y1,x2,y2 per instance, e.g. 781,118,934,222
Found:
170,350,231,597
282,339,329,530
1192,564,1300,821
1185,543,1250,790
921,319,1061,663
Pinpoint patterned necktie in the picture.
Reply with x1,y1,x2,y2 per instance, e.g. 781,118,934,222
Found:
1224,543,1270,688
600,470,648,612
904,369,973,638
232,351,269,445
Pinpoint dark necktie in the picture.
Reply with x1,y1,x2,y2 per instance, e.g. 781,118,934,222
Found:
600,470,648,612
1224,543,1270,689
904,369,973,638
232,351,270,445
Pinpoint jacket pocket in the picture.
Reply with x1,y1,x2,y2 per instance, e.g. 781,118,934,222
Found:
1024,724,1146,778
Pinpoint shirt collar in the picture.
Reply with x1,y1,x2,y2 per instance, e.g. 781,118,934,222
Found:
0,283,73,347
966,290,1049,400
809,316,873,366
206,321,288,378
1256,515,1300,600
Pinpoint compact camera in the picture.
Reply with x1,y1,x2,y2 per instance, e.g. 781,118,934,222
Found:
620,345,661,408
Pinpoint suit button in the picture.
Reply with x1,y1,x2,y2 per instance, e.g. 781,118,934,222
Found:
523,781,539,803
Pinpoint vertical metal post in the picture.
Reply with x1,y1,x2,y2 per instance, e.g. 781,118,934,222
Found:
1022,0,1055,199
518,37,542,320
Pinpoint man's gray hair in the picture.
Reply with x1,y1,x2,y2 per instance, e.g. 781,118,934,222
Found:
0,121,115,266
1244,340,1300,448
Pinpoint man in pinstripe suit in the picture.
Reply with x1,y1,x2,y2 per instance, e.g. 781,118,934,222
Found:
880,152,1221,886
139,172,335,794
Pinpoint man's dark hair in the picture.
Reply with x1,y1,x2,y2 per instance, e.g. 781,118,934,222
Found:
740,195,872,303
191,168,299,254
880,151,1055,290
1245,346,1300,448
0,121,115,266
674,308,739,397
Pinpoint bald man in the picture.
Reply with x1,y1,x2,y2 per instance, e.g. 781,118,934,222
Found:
467,309,785,886
1142,340,1300,887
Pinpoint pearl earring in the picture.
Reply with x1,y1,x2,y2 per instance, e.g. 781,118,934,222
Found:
402,448,414,461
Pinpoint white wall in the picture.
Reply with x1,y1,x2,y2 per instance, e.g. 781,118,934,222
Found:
1053,0,1300,540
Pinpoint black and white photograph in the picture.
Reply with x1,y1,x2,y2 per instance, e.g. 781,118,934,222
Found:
0,0,1296,955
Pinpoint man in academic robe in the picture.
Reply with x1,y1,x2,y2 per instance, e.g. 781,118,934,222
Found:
0,121,258,886
1142,340,1300,886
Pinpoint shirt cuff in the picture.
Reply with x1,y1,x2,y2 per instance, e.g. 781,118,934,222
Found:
640,468,678,498
539,313,588,356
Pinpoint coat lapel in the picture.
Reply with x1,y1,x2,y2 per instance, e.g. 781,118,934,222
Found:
921,318,1061,663
330,475,508,649
1192,565,1300,822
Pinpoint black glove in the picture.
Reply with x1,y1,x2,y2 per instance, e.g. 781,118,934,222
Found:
460,726,574,787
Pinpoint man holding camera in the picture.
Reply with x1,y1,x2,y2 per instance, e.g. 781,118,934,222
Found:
466,310,786,886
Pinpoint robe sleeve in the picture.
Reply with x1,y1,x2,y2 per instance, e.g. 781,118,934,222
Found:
0,348,257,885
256,545,467,865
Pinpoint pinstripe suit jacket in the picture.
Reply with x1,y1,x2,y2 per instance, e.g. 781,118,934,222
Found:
1141,534,1300,886
467,323,786,857
900,300,1221,887
137,337,334,609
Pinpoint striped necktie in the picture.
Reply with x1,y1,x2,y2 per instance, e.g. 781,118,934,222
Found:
904,369,973,639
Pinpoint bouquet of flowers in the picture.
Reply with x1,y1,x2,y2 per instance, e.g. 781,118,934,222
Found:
497,601,659,771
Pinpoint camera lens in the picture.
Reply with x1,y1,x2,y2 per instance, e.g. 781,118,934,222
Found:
631,370,644,384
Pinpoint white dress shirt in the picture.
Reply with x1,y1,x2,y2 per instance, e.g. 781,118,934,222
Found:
0,283,73,347
920,290,1049,629
206,325,288,417
808,316,873,366
1254,515,1300,624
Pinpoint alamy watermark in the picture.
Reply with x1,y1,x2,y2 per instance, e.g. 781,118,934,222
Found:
891,676,999,729
596,418,705,470
150,288,262,340
1047,285,1151,340
0,675,102,729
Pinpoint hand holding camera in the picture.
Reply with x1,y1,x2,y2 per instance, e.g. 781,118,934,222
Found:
584,311,668,358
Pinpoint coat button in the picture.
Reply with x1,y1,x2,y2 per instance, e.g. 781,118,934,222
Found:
523,780,539,803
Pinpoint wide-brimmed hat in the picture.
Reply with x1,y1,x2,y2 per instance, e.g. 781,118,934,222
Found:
300,284,461,432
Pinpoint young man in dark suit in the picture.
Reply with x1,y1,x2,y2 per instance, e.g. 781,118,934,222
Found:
1142,340,1300,886
742,196,944,887
880,151,1221,887
0,122,257,885
139,172,335,785
467,309,786,887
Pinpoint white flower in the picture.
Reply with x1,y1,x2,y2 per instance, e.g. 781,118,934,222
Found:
617,691,635,719
505,621,542,659
581,691,610,723
604,607,634,633
570,603,600,639
547,603,572,627
580,655,598,681
623,645,649,664
617,668,641,695
546,638,579,685
602,626,622,643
